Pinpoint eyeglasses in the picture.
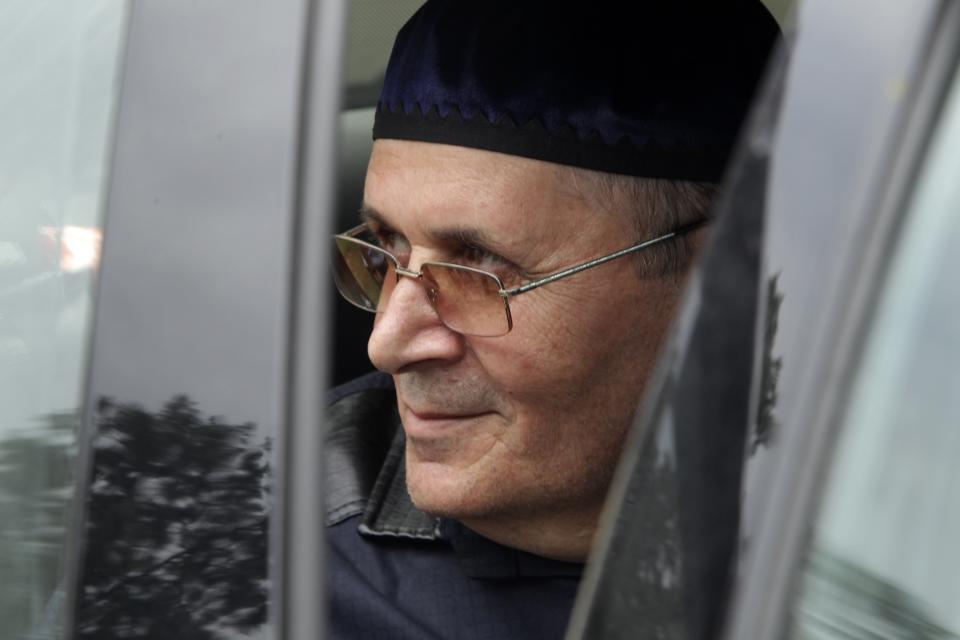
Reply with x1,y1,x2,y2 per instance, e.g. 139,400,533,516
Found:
332,220,706,337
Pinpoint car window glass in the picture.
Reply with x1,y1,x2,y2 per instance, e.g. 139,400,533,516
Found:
788,63,960,639
0,1,128,637
68,2,310,638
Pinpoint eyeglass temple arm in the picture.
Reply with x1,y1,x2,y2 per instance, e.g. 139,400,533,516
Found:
500,219,708,297
342,223,371,237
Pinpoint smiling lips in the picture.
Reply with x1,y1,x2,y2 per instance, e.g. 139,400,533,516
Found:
395,372,501,437
408,408,489,420
402,404,493,438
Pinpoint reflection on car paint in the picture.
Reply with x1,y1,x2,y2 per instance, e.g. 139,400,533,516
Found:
751,274,784,454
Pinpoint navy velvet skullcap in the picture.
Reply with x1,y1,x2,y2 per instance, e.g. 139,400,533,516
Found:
373,1,780,181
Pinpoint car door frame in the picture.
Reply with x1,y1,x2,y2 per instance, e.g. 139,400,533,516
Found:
60,1,347,638
722,1,960,638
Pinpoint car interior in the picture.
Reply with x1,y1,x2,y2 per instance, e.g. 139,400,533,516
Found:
331,0,422,385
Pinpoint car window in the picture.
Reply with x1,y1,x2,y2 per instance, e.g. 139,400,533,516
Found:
65,2,312,637
787,62,960,639
0,1,128,637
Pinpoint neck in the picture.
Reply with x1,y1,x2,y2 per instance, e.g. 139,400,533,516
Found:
460,506,601,563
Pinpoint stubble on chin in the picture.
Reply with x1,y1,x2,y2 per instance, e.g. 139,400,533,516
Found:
403,444,507,519
396,369,508,518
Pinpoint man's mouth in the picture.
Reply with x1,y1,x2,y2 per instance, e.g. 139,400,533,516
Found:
394,372,502,439
408,407,490,420
401,404,494,438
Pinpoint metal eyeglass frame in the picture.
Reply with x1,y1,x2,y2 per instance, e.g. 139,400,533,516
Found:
334,218,707,335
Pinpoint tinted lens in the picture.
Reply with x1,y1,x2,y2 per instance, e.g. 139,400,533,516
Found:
332,237,394,312
421,263,510,337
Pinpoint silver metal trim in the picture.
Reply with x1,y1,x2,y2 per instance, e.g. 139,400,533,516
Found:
282,0,346,637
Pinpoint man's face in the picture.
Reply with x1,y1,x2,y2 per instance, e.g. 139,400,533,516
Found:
364,139,688,526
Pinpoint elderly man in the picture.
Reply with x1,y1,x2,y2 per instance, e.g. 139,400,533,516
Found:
326,2,778,638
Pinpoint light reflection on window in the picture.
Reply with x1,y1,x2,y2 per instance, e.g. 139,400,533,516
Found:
0,1,127,637
38,226,104,273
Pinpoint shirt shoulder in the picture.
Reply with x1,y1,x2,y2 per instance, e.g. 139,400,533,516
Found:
327,512,582,640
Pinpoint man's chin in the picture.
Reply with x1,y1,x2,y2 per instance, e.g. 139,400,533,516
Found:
404,455,499,520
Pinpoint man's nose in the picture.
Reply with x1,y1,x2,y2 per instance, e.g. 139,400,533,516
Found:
367,271,465,374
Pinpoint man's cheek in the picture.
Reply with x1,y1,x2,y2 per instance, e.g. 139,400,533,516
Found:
513,299,592,356
470,331,542,383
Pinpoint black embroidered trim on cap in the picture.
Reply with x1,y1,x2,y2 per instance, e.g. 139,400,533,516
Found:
373,104,731,182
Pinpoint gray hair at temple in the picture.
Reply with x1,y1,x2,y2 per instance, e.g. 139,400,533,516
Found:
564,167,720,278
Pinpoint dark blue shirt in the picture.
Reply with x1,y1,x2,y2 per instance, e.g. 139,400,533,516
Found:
326,373,583,639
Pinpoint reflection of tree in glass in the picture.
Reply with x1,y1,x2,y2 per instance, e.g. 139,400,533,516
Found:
792,547,958,639
75,395,269,640
0,412,75,639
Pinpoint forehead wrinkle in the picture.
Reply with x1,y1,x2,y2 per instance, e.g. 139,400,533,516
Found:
364,141,619,266
360,199,522,258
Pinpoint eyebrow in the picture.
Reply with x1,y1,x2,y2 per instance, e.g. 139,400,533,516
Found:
358,202,517,262
358,203,385,227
